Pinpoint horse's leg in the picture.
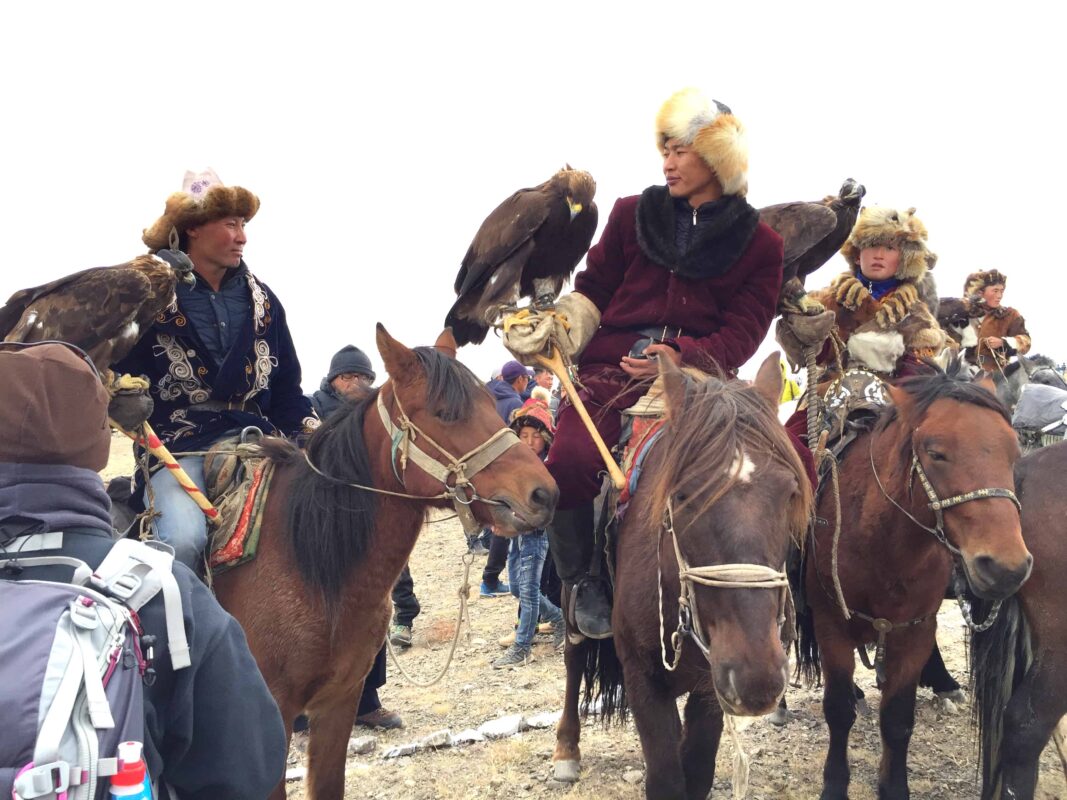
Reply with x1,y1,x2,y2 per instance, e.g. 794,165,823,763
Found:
876,629,931,800
680,687,724,800
1000,658,1067,800
305,682,363,800
620,661,684,800
818,633,858,800
553,636,585,782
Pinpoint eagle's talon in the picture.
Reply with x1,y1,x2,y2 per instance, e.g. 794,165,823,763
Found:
112,373,151,394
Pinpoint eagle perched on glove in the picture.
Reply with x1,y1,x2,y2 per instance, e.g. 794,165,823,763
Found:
0,254,195,426
444,166,598,347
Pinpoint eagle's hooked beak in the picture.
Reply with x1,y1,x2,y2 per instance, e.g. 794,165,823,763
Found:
180,269,196,287
567,197,583,221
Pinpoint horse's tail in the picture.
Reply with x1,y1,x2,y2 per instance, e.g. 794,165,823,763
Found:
794,599,821,686
577,636,628,725
970,593,1031,800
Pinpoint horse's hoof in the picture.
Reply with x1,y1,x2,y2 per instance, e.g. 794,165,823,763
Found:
553,759,581,782
935,688,967,704
766,707,790,727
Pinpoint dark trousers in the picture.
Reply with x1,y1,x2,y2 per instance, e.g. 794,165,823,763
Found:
391,564,420,627
357,644,388,715
481,531,509,585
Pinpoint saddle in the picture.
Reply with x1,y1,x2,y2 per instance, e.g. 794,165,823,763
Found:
204,429,275,575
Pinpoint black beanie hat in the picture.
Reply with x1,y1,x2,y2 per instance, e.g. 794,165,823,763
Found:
327,345,375,382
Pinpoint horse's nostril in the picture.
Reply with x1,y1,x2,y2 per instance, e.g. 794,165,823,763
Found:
531,486,555,510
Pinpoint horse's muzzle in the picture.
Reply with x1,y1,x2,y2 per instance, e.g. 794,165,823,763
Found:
963,551,1033,600
489,484,558,534
713,660,789,717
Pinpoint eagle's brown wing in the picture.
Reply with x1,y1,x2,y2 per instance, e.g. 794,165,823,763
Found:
1,261,166,371
759,202,839,283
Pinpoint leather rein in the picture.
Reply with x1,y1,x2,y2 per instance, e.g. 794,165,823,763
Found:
303,387,522,535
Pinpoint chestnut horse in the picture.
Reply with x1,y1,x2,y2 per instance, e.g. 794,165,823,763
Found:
213,326,558,799
553,354,812,799
972,440,1067,799
799,368,1033,800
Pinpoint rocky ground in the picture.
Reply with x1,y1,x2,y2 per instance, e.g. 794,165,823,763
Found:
102,433,1066,799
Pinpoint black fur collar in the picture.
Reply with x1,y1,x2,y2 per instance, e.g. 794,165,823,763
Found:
635,186,760,279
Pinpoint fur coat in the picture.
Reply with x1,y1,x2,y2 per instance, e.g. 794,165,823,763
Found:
811,273,946,379
965,305,1031,372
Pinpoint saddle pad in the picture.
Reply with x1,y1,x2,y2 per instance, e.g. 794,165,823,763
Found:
208,460,274,574
618,417,666,506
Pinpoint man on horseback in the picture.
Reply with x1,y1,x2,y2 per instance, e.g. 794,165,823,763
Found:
962,269,1032,374
506,88,785,638
778,205,946,443
116,170,319,570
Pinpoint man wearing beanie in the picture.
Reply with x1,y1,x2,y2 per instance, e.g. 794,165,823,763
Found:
116,169,318,570
309,344,377,418
0,343,286,798
507,88,784,637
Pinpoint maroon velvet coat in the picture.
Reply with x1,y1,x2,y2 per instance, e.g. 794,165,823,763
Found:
547,193,784,508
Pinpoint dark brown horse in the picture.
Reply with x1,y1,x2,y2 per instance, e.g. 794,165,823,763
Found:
553,353,812,799
213,326,558,799
799,369,1033,800
972,440,1067,799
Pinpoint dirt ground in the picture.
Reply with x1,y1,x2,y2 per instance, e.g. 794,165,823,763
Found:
102,434,1066,800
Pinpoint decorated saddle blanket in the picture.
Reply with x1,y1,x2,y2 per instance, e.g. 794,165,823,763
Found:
206,440,275,575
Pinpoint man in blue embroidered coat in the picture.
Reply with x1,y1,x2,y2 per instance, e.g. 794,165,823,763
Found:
116,170,318,569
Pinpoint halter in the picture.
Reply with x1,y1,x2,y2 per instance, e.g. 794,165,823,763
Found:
657,496,791,672
303,387,522,536
374,389,522,534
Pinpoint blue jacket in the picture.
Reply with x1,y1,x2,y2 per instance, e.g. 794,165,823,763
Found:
115,252,318,453
487,379,523,423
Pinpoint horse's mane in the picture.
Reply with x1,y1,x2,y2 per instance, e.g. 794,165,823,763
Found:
878,362,1012,432
645,372,812,541
262,346,484,621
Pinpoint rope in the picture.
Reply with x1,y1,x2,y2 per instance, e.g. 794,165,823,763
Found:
385,552,475,688
303,450,452,501
724,714,751,800
821,450,850,620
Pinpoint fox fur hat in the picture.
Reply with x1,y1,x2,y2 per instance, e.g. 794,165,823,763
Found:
655,88,749,197
142,169,259,253
963,269,1008,299
840,206,937,282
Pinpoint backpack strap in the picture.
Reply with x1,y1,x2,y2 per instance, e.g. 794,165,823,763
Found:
91,539,191,670
0,554,94,586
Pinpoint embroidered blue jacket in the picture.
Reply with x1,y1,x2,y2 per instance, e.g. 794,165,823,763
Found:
115,251,318,454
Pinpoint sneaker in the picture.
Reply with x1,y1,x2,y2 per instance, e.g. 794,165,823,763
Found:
492,644,531,669
355,706,404,730
480,580,511,598
389,624,412,648
498,629,516,648
467,539,490,555
537,621,555,635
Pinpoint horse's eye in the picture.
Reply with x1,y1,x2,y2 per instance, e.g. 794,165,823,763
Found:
926,450,948,462
674,491,688,504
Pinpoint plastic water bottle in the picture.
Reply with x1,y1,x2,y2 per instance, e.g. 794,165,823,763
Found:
109,741,152,799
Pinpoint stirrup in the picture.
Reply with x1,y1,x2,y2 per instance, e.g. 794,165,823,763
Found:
568,578,613,640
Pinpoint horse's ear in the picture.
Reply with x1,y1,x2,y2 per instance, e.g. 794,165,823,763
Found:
376,323,420,384
975,373,997,395
434,328,458,358
886,383,915,418
659,356,687,417
752,351,783,409
1018,353,1034,376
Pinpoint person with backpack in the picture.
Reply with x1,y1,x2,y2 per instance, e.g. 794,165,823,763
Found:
0,342,286,799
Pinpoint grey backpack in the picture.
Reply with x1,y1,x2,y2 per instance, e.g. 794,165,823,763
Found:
0,535,189,800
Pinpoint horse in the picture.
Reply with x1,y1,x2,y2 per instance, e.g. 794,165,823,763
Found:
991,353,1067,412
552,353,813,799
212,325,558,799
798,367,1033,800
972,440,1067,799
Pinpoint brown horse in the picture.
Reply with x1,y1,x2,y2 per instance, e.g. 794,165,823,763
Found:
553,353,812,799
799,368,1033,800
213,326,558,799
972,440,1067,799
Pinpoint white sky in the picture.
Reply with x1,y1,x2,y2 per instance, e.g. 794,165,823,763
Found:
2,1,1062,388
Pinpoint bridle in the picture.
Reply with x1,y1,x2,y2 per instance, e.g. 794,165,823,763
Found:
303,386,522,535
657,496,791,672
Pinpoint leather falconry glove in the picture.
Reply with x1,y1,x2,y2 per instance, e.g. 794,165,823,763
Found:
775,309,836,371
503,292,601,365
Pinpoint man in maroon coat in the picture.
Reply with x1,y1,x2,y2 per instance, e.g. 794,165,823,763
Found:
507,88,784,637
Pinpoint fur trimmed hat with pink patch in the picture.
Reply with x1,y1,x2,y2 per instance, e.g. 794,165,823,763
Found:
142,169,259,253
655,88,749,197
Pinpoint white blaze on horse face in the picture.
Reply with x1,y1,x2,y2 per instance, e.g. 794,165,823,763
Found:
731,450,755,483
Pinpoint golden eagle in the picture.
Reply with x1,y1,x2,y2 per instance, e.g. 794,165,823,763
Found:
0,254,194,425
444,166,598,347
759,178,865,313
